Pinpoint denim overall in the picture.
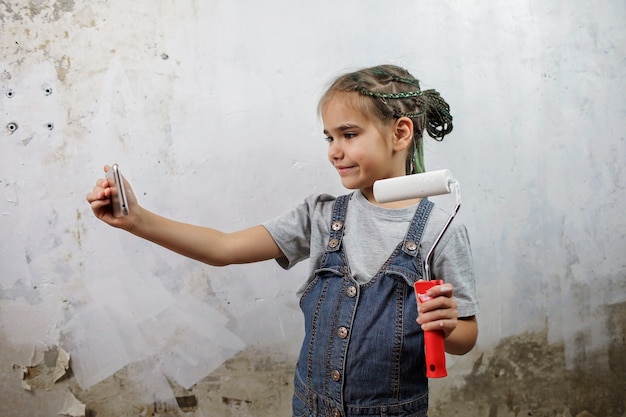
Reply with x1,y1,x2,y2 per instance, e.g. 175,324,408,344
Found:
293,194,435,417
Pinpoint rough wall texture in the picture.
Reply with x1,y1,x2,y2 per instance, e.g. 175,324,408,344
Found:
1,1,625,416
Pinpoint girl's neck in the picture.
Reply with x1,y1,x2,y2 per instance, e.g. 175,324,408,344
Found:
360,187,421,209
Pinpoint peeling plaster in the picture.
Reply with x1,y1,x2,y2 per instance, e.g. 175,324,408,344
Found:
1,0,625,416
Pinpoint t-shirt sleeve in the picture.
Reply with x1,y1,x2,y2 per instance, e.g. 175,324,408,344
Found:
432,224,479,318
262,194,335,270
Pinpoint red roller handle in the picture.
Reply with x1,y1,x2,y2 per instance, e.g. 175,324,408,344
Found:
414,280,447,378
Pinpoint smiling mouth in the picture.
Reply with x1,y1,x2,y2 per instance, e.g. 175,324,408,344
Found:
335,166,356,176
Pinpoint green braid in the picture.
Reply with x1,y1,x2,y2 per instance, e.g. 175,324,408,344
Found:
422,89,453,141
356,86,423,100
415,140,425,174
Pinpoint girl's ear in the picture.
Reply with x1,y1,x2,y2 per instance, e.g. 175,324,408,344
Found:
392,117,414,152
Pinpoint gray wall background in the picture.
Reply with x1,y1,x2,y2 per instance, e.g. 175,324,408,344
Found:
1,1,624,416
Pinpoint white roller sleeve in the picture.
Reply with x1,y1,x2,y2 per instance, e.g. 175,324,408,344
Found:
373,169,455,203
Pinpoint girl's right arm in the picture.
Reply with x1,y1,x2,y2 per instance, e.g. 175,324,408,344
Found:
86,166,284,266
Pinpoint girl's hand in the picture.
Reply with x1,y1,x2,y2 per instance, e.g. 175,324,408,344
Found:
416,282,458,339
85,165,139,231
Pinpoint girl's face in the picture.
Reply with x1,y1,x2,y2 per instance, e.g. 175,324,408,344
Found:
322,94,409,202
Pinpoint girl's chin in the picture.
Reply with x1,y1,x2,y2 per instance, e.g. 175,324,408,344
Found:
339,179,372,191
339,179,359,189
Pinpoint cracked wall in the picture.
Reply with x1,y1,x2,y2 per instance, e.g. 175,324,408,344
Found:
1,1,625,416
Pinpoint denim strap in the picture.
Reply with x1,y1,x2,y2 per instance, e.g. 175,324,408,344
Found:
401,198,434,277
326,193,352,252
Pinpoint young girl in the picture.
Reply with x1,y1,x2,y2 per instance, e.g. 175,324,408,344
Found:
87,64,478,417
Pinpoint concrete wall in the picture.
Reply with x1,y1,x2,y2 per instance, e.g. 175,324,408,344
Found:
1,1,624,416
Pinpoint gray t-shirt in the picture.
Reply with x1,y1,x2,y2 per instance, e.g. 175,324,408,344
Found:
263,190,479,317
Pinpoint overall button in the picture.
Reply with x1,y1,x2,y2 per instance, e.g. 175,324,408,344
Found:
329,238,340,248
331,370,341,381
337,326,348,339
331,221,343,231
405,241,417,251
332,409,341,417
346,286,357,298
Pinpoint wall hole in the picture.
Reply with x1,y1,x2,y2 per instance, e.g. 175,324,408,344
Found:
6,89,14,98
7,122,18,133
43,86,53,96
45,122,54,130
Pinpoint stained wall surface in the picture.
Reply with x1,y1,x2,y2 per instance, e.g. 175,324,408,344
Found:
1,1,625,416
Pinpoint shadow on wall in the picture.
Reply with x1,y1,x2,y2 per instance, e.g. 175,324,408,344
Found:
430,301,626,417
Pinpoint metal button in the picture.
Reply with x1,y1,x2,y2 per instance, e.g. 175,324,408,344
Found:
337,326,348,339
331,370,341,381
332,409,341,417
328,238,339,248
405,241,417,251
346,286,357,298
331,221,343,231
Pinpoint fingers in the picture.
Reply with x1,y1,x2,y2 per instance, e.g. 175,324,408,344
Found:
86,179,110,203
422,318,455,337
417,299,457,323
86,188,111,214
85,166,139,231
415,280,454,298
95,177,108,188
416,282,458,336
417,312,458,337
427,283,454,298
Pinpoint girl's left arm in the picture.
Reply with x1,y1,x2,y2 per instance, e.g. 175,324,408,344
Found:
443,316,477,355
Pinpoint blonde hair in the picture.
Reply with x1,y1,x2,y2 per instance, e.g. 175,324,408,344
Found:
319,65,453,174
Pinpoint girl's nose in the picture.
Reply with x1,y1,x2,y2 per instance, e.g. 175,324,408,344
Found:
328,141,342,161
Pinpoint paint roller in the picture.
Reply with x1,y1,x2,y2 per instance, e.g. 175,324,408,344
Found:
373,169,461,378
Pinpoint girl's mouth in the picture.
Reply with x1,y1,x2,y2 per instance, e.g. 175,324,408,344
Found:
335,165,356,176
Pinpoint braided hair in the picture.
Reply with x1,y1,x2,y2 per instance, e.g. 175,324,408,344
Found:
318,65,453,174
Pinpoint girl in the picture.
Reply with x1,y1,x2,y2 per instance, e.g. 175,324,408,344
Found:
87,64,478,417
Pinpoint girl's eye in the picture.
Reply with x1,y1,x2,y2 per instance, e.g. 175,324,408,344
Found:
344,132,356,139
324,136,334,143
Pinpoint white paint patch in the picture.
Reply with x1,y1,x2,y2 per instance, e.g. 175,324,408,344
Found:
0,0,625,409
139,297,245,389
63,303,140,388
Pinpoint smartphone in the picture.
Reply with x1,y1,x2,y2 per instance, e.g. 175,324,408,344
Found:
105,163,129,217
